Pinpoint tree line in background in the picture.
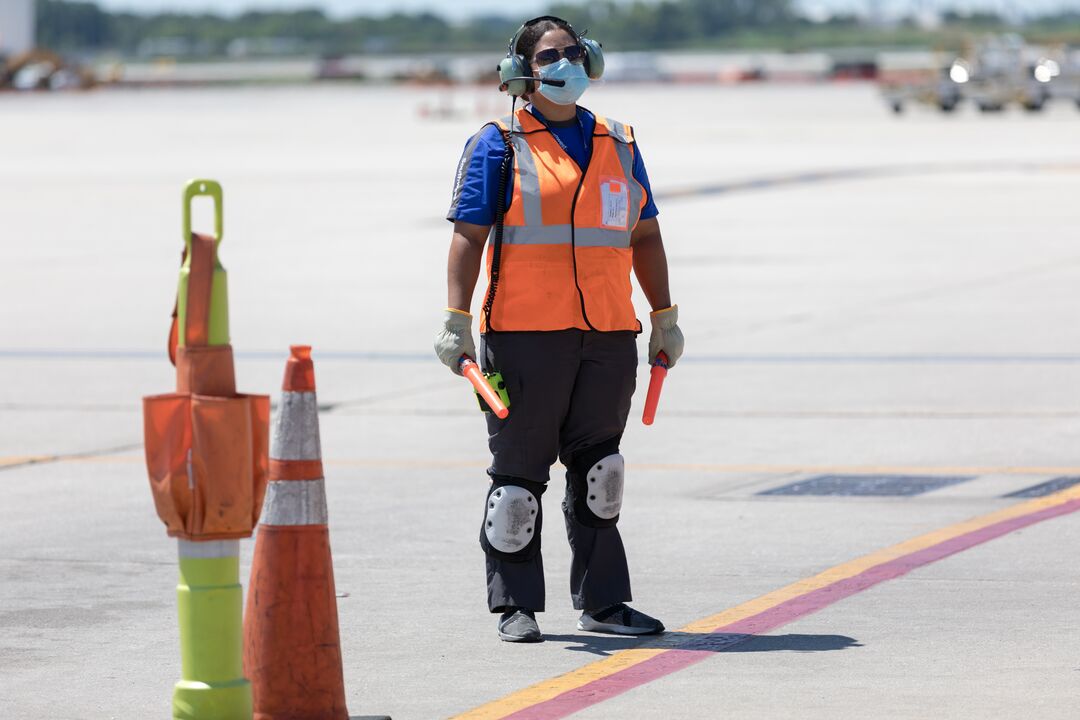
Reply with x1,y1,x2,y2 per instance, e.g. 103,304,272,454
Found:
34,0,1080,58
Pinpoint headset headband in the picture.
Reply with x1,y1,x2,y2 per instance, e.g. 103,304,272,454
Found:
508,15,580,57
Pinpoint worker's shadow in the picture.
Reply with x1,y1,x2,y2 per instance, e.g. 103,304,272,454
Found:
542,631,862,657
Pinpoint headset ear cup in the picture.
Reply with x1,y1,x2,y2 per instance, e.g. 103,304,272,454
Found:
581,38,604,80
498,55,530,97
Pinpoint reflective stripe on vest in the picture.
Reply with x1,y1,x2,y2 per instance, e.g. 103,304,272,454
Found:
502,225,630,248
481,108,646,333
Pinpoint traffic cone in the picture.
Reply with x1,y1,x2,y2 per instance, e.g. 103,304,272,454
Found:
243,345,348,720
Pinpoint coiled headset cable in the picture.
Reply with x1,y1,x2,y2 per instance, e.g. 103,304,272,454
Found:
481,98,516,333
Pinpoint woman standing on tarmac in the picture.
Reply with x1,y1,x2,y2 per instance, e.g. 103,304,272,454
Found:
434,15,684,642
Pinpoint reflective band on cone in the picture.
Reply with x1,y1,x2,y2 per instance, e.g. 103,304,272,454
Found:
243,345,348,720
260,479,329,526
272,391,321,461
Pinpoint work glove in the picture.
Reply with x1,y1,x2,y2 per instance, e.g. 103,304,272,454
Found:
434,308,476,376
648,305,684,369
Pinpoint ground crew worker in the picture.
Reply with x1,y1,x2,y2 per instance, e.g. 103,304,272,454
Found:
435,15,684,643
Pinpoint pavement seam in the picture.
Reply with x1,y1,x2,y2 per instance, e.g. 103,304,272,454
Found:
5,456,1080,478
655,160,1080,203
6,349,1080,364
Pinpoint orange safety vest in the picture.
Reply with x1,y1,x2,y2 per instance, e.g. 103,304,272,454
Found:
480,107,647,333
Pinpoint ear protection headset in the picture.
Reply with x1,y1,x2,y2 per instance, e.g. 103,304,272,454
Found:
497,15,604,97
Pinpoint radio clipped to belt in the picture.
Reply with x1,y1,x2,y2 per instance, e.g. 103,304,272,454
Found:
474,369,510,415
459,356,510,419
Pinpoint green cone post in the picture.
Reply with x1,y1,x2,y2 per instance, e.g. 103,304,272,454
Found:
174,543,250,720
177,179,230,348
172,179,251,720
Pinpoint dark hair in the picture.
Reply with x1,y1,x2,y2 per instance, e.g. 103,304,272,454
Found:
515,17,579,66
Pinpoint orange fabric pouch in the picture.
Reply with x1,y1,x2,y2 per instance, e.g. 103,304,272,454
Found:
143,232,269,540
143,392,269,540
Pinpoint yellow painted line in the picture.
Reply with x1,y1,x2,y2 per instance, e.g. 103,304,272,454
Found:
451,481,1080,719
0,455,52,468
682,480,1080,632
451,648,669,720
57,454,142,464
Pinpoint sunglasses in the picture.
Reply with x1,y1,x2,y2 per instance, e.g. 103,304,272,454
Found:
533,45,586,67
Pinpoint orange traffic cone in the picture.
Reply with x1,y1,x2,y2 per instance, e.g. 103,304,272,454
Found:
244,345,348,720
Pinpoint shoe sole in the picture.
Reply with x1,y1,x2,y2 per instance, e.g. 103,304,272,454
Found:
498,630,543,642
577,618,665,635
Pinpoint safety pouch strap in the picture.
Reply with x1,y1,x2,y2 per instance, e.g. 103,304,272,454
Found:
184,232,216,347
167,246,186,366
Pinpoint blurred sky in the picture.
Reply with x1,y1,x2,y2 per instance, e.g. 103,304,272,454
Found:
94,0,1080,21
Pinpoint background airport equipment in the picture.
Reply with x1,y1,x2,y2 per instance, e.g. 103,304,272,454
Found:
882,34,1080,114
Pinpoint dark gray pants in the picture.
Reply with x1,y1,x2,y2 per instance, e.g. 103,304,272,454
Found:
479,329,637,613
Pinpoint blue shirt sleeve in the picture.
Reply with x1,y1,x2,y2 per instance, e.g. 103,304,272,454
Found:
446,124,514,226
631,138,659,220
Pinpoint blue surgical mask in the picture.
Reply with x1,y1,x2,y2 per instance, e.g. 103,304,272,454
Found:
536,58,590,106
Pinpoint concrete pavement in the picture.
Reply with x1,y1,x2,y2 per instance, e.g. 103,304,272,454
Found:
1,82,1079,718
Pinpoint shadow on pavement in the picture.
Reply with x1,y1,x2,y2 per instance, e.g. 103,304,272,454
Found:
542,632,862,657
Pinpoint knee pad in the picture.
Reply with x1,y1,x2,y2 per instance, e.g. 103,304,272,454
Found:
479,476,544,562
567,440,625,528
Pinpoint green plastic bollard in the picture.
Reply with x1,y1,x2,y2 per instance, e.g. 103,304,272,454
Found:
171,179,252,720
174,542,252,720
177,179,230,347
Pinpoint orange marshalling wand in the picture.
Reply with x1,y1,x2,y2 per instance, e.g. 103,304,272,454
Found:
642,351,669,426
460,356,509,419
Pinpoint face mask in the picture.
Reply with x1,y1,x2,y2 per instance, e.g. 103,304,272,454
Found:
536,58,590,106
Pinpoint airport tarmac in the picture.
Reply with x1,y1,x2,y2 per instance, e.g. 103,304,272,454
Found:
1,82,1079,719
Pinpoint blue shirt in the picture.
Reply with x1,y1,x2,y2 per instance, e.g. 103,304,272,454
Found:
447,105,659,226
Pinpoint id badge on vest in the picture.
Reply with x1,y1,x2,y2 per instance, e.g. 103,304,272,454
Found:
599,176,630,231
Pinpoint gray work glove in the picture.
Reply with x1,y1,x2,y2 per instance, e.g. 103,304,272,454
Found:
648,305,684,369
434,308,476,376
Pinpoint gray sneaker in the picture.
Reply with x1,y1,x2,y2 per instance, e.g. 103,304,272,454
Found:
578,603,664,635
498,608,542,642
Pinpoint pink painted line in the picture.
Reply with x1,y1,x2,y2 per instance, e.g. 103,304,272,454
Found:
504,497,1080,720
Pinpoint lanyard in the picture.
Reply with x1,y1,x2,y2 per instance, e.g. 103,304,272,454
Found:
531,107,590,168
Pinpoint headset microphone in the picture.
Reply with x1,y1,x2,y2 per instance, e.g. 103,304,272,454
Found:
500,76,566,88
